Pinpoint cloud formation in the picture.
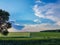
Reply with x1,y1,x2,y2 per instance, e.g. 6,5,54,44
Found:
33,0,60,26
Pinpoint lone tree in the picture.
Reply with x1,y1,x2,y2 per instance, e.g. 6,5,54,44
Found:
0,9,11,35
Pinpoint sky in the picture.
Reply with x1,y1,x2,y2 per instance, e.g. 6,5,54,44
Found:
0,0,60,30
33,0,60,26
0,0,36,20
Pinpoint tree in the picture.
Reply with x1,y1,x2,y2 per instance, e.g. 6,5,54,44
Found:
0,9,9,22
0,9,11,35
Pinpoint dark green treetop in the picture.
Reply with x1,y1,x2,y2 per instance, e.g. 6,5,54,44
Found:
0,9,10,22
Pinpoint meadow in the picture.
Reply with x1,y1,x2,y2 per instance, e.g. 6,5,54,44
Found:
0,32,60,40
0,32,60,45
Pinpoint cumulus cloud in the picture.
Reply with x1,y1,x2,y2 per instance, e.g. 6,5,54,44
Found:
34,19,41,23
33,0,60,26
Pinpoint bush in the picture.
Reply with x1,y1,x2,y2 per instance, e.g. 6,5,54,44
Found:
1,29,9,36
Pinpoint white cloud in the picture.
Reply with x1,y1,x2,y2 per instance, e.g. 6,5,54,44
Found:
33,0,60,26
33,4,45,18
35,0,43,3
34,19,41,23
56,21,60,26
9,23,60,32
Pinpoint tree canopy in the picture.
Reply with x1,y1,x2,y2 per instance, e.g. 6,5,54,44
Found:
0,9,10,22
0,9,11,35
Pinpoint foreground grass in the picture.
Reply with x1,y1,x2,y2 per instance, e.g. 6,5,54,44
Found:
0,39,60,45
0,32,60,45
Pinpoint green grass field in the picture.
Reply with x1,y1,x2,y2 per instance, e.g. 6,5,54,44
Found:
0,32,30,37
0,32,60,40
0,32,30,40
0,32,60,45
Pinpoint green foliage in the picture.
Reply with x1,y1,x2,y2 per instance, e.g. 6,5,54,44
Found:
6,22,11,29
1,30,9,36
40,29,60,32
0,9,11,36
0,9,10,22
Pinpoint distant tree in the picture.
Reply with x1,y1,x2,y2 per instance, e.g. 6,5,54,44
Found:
0,9,11,35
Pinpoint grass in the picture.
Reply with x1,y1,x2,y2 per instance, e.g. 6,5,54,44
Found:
31,32,60,38
0,32,60,45
0,39,60,45
0,32,60,40
0,32,30,37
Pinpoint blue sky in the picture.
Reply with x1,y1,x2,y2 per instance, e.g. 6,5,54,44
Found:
33,0,60,26
0,0,60,27
0,0,36,20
